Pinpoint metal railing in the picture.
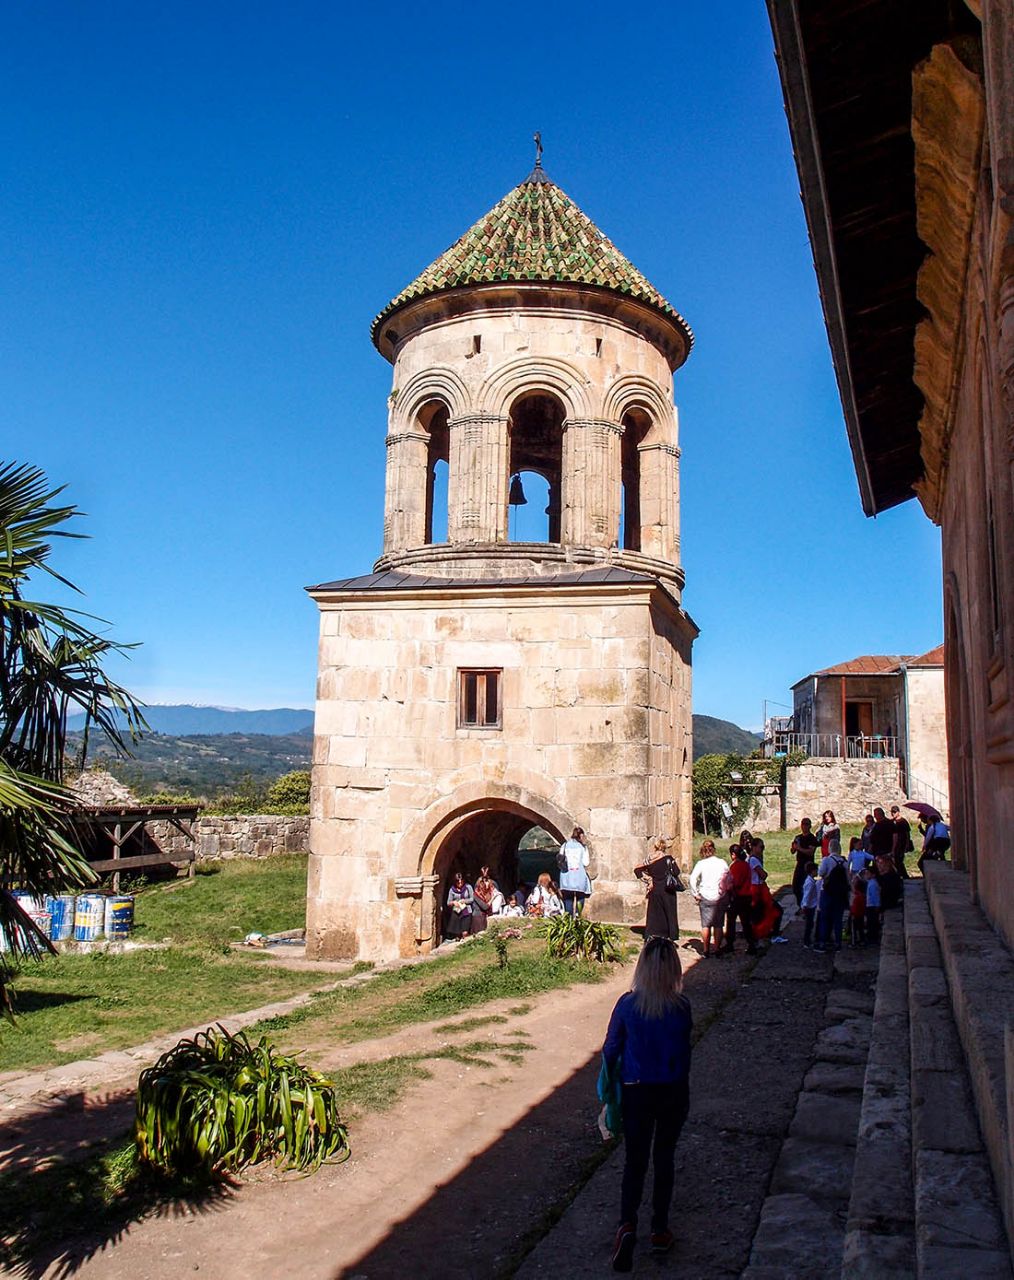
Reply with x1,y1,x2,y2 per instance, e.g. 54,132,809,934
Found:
905,774,950,818
766,732,899,760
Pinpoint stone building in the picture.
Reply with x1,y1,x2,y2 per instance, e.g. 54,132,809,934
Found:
767,0,1014,1248
306,159,697,960
788,646,948,813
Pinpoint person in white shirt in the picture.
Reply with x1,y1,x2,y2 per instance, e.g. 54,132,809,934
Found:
800,861,820,948
688,839,730,959
527,873,564,917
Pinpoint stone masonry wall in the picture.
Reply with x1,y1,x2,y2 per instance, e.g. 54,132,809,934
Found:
148,815,309,862
784,758,905,826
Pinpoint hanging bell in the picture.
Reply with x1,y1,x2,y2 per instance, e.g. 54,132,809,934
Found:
508,473,528,506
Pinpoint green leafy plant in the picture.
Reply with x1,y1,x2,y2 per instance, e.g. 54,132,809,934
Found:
494,934,509,969
266,770,311,810
0,462,145,1013
544,914,621,963
134,1025,350,1177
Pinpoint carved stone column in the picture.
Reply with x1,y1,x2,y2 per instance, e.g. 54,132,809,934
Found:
447,414,509,544
395,873,441,943
383,429,430,555
561,419,622,548
638,441,681,564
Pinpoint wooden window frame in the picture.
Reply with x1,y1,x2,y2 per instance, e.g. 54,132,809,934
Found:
457,668,502,730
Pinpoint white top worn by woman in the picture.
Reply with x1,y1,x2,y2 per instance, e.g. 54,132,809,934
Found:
558,837,592,896
528,884,564,916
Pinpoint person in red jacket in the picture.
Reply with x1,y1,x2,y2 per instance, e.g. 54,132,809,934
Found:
721,845,757,956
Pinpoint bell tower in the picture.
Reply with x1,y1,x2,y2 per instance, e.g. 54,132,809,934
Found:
307,157,698,960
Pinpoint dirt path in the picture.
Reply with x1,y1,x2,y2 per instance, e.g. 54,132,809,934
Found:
15,944,757,1280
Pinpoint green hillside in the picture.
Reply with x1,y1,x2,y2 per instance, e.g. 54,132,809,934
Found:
692,715,761,759
69,731,312,798
72,713,758,796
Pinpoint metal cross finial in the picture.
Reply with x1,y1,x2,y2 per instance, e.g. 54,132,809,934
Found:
533,131,543,167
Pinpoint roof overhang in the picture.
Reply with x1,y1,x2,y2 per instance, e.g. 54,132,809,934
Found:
766,0,978,515
306,572,699,640
372,281,692,372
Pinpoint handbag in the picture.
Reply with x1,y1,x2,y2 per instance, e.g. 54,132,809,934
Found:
664,856,685,894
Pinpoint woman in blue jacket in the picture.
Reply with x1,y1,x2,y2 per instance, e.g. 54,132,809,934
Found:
603,936,692,1271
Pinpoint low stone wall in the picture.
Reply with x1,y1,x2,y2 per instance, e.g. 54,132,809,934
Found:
784,757,905,825
148,815,309,862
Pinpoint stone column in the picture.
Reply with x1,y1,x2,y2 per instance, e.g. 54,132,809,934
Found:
447,413,509,544
382,428,429,555
638,441,681,564
561,419,622,549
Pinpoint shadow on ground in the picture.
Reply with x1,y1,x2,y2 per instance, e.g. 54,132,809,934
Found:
0,1088,235,1279
333,951,752,1280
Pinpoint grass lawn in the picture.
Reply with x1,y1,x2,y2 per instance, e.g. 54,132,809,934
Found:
0,855,332,1075
257,923,632,1060
690,825,866,893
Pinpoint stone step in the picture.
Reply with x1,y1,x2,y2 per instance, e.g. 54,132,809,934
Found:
842,904,916,1277
903,882,1012,1279
743,940,879,1280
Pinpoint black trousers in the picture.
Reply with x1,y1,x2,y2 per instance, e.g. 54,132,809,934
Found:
724,895,755,950
619,1080,690,1232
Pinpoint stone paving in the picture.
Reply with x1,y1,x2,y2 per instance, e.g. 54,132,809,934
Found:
522,885,1013,1279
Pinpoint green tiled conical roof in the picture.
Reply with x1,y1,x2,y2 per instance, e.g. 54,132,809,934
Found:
371,165,692,348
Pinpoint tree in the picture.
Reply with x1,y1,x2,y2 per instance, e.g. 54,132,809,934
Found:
0,462,145,1010
266,769,311,810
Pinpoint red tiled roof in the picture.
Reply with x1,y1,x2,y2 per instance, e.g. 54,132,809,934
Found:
816,654,908,677
909,643,945,667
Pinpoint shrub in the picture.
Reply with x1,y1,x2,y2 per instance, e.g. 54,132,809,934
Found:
134,1025,350,1177
266,770,311,809
544,914,621,963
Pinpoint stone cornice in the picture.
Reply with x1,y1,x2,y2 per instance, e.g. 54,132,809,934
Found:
385,429,431,446
447,412,510,427
638,441,681,457
563,418,623,436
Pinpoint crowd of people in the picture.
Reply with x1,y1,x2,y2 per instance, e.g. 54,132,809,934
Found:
441,827,592,938
602,805,951,1270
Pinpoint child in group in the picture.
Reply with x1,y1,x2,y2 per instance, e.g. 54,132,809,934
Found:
848,874,867,947
800,861,820,949
863,867,882,943
846,835,872,883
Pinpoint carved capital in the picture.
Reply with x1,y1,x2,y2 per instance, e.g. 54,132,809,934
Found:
638,441,681,458
564,417,623,438
385,429,430,447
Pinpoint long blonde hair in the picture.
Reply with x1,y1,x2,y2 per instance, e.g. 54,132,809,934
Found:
631,936,684,1019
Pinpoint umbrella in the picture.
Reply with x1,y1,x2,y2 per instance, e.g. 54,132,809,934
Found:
904,801,941,820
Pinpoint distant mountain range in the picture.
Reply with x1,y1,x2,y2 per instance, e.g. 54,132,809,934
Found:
68,704,758,795
71,702,759,755
68,704,314,736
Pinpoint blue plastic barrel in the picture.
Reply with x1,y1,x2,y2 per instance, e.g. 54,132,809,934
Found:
46,894,76,941
74,893,106,941
103,895,134,938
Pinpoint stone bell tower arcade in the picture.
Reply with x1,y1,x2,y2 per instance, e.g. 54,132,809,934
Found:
306,158,697,961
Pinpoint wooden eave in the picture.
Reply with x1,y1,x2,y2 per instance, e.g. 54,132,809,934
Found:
766,0,978,516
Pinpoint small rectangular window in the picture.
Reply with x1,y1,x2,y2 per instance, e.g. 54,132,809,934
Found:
458,668,501,728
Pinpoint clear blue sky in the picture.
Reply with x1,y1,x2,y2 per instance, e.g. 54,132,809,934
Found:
2,2,942,730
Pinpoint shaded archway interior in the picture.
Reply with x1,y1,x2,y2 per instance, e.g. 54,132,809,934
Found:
430,806,565,931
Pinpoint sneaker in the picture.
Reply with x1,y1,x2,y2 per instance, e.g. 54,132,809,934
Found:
650,1229,675,1255
612,1223,636,1272
772,935,789,944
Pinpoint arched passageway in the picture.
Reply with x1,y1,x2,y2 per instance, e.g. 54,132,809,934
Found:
428,804,565,941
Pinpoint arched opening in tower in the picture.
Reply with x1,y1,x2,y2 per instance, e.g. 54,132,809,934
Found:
430,808,565,942
620,408,651,552
507,392,564,544
421,402,450,544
